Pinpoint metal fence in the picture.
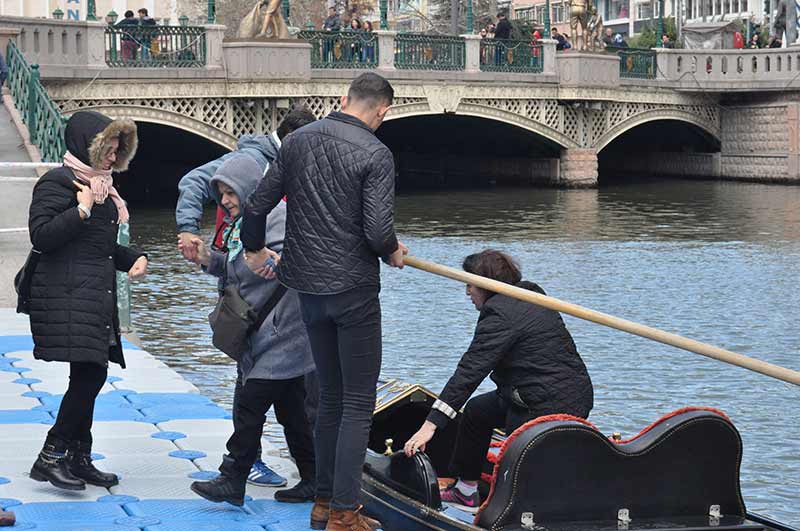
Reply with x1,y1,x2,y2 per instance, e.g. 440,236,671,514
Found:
611,47,657,79
298,30,379,69
5,41,66,163
105,25,206,68
395,33,465,70
480,39,544,73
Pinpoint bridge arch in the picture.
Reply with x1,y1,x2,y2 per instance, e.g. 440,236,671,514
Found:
594,109,721,152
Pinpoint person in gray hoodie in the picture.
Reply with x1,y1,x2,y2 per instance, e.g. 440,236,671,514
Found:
184,153,316,507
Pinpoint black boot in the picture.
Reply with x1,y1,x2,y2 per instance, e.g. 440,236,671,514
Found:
190,455,246,506
67,441,119,488
30,436,86,491
275,479,316,503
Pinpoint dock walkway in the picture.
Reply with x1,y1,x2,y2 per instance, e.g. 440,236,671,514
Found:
0,308,313,531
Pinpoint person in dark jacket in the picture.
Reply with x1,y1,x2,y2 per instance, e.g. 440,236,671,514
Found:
27,110,147,491
493,11,512,66
404,250,593,512
240,72,407,531
185,154,316,507
115,10,139,60
137,8,157,61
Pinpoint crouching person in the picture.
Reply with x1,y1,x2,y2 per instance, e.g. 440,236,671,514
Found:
185,153,316,506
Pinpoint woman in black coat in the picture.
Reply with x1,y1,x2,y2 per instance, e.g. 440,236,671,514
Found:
403,250,593,512
28,110,147,491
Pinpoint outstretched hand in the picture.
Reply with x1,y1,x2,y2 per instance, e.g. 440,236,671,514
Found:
404,420,436,457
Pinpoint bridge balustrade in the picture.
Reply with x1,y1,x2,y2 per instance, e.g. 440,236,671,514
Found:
105,25,206,67
480,39,544,73
607,47,657,79
298,30,378,69
394,33,466,70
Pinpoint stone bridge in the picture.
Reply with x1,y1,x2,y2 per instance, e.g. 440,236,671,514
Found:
3,15,799,186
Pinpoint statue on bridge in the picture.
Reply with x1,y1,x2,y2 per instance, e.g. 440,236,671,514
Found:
237,0,290,39
569,0,603,51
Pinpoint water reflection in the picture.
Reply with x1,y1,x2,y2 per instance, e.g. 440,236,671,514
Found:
128,179,800,526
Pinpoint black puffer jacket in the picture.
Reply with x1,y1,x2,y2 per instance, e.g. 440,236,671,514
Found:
427,281,594,429
241,112,398,294
28,111,143,368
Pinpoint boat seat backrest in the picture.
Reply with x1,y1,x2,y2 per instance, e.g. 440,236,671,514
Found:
475,408,746,530
364,450,442,510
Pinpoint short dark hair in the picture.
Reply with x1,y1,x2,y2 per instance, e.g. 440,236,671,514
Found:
276,107,317,140
124,10,134,18
138,8,148,15
463,250,522,285
347,72,394,107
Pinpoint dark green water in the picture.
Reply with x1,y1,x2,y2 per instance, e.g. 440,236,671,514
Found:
128,179,800,526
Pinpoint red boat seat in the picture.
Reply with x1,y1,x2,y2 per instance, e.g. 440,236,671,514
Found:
475,407,746,528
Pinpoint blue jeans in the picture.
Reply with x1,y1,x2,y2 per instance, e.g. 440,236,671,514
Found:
299,286,382,510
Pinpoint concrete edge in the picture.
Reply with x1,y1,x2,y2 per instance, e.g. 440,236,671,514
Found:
1,90,46,178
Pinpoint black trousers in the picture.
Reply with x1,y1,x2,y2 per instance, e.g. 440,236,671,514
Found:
299,286,382,511
48,361,108,445
225,375,315,481
450,391,536,481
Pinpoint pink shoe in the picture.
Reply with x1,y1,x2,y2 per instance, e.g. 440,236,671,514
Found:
440,482,480,513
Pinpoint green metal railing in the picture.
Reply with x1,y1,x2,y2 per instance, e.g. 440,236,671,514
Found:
611,47,657,79
480,39,543,73
298,30,378,69
105,25,206,67
6,41,66,162
395,33,465,70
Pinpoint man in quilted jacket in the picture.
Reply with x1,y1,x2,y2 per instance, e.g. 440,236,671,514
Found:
240,72,407,531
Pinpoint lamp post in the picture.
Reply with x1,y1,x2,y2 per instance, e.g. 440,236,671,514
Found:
381,0,388,29
466,0,474,33
655,0,664,47
86,0,98,21
106,10,118,24
207,0,216,23
52,8,64,19
544,0,551,38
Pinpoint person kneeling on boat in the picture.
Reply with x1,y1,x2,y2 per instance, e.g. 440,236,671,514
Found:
183,154,316,507
403,249,594,512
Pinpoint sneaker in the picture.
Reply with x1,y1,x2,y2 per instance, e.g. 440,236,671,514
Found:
440,482,480,513
247,459,288,487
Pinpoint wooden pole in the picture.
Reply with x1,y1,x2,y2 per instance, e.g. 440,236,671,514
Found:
402,255,800,387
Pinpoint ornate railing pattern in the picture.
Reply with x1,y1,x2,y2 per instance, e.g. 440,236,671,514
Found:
5,41,66,162
105,25,206,67
613,48,657,79
480,39,543,73
395,33,465,70
298,30,378,69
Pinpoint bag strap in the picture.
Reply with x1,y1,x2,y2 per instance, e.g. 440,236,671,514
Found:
253,283,287,331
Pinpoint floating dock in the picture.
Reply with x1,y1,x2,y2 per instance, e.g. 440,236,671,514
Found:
0,308,315,530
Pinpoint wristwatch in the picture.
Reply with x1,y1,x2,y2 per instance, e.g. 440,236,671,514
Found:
77,204,91,219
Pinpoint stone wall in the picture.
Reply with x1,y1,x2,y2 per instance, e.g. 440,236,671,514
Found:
602,151,719,179
396,152,559,188
559,148,598,188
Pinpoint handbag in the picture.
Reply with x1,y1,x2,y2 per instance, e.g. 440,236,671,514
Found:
14,248,42,315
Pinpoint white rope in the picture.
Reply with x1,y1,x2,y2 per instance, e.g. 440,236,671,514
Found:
0,162,60,169
0,227,29,233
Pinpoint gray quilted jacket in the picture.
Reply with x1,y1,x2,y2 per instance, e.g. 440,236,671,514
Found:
241,112,399,295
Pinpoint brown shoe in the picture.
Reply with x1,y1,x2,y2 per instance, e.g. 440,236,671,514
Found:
325,505,382,531
310,498,331,530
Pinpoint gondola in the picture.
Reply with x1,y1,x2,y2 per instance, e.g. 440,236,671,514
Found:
360,379,799,531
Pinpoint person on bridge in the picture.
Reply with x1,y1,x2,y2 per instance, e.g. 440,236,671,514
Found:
115,10,139,61
403,250,593,513
184,153,316,507
27,110,148,491
240,72,407,531
175,107,318,491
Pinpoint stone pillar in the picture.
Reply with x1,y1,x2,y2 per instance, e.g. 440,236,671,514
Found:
0,27,20,57
203,24,226,70
85,21,107,70
787,102,800,178
374,30,396,72
539,38,557,76
711,152,722,177
462,34,481,73
559,148,598,187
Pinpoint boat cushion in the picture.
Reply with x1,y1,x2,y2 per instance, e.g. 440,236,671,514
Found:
475,407,746,529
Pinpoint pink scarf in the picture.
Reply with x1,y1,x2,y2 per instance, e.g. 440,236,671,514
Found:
64,151,130,224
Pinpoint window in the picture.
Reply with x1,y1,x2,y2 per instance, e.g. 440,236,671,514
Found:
635,0,653,19
535,5,546,22
552,2,565,23
607,0,630,20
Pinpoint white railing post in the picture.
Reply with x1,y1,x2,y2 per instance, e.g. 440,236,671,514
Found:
374,30,397,72
462,34,481,73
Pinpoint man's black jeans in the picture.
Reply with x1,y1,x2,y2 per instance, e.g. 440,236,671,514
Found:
49,361,108,445
299,286,382,511
225,375,315,481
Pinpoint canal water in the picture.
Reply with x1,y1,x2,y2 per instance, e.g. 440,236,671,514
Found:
128,178,799,526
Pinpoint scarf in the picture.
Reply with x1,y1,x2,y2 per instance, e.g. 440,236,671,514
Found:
64,151,130,224
222,218,243,263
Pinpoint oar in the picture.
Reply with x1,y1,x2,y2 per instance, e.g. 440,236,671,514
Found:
402,255,800,387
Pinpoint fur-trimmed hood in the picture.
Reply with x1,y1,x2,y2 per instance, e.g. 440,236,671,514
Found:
65,111,138,171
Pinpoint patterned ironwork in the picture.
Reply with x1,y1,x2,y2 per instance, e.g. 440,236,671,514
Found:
612,48,657,79
5,41,66,163
395,33,465,70
299,31,378,69
105,26,206,68
480,39,544,73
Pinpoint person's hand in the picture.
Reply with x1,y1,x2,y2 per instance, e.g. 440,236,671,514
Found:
244,247,281,279
177,232,199,262
129,256,148,279
404,420,436,457
386,241,409,269
73,181,94,211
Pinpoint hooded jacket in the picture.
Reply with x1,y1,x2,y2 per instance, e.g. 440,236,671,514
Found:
28,110,144,368
205,153,314,382
426,281,594,429
175,134,280,235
